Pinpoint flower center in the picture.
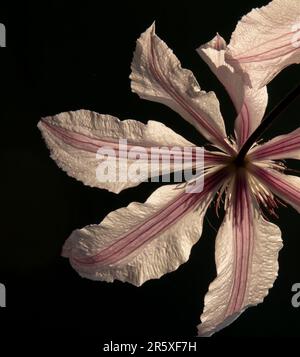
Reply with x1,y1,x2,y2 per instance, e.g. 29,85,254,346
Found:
232,155,248,169
226,155,250,176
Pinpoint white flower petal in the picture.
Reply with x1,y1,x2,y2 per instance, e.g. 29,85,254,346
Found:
38,109,200,194
62,170,227,286
227,0,300,88
130,24,234,154
198,175,282,336
249,128,300,161
197,34,268,147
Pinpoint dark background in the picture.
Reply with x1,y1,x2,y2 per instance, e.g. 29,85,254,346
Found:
0,0,300,348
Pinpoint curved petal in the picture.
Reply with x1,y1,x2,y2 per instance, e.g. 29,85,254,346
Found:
227,0,300,88
252,165,300,213
197,34,268,147
198,174,282,336
249,128,300,161
37,109,212,194
130,24,235,154
62,169,228,286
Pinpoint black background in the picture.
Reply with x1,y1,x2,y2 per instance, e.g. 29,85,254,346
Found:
0,0,300,348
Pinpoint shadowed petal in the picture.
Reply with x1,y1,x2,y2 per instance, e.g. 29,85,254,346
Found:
198,174,282,336
62,169,228,286
252,165,300,213
37,109,214,194
249,128,300,161
130,24,234,154
197,34,268,147
227,0,300,88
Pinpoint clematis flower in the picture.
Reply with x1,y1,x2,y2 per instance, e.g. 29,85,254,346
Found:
38,0,300,336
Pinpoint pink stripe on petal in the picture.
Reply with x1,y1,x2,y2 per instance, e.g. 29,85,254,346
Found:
130,24,235,154
67,168,227,267
198,172,282,336
227,0,300,88
235,33,298,63
41,116,228,166
249,128,300,161
226,176,252,314
237,103,250,147
41,120,118,154
63,168,228,286
38,110,213,193
148,35,231,153
197,34,268,149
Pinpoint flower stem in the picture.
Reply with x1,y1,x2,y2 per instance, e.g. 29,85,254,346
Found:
235,83,300,166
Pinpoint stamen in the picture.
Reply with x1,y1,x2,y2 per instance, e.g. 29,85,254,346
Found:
248,174,278,214
254,160,286,172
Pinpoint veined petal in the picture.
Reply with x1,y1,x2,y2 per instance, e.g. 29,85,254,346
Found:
227,0,300,88
198,174,282,336
252,165,300,213
197,34,268,147
38,109,211,194
249,128,300,161
130,24,235,154
62,169,228,286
